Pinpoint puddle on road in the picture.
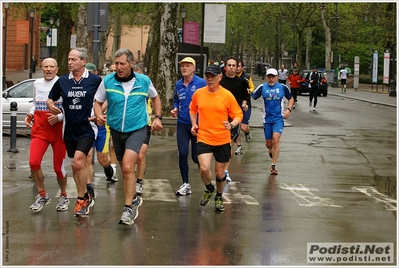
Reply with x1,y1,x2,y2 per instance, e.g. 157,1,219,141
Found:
373,175,396,199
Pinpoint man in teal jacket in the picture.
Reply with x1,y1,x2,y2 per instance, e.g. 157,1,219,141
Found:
94,48,163,225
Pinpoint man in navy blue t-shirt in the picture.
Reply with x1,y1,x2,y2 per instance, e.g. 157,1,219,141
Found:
47,47,102,217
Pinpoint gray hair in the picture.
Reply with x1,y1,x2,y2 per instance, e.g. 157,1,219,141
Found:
133,63,144,71
71,47,88,61
115,48,134,62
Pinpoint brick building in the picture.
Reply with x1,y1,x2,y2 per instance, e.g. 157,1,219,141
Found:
3,6,41,71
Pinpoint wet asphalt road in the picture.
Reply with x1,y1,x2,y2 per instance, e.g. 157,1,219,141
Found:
1,77,397,266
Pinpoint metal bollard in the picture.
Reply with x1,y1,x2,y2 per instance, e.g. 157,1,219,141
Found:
7,101,19,153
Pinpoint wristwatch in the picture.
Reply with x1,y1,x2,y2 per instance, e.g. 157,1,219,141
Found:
286,107,292,112
230,123,235,129
154,115,162,120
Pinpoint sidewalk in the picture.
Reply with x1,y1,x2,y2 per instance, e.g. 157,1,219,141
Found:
250,75,397,108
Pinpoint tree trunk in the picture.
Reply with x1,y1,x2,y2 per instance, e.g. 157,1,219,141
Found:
297,30,304,69
305,27,312,70
111,15,122,60
76,4,89,54
145,3,179,115
57,3,74,75
320,8,332,71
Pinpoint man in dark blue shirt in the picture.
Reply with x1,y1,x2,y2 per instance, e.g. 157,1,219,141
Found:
171,57,206,195
47,47,102,217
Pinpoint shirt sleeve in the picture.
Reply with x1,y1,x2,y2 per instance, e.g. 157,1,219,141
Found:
251,84,263,100
248,77,255,93
48,79,61,101
94,80,106,103
283,84,293,99
241,79,249,103
147,81,158,98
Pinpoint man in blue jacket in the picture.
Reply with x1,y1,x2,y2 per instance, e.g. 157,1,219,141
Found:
93,48,163,225
170,57,206,196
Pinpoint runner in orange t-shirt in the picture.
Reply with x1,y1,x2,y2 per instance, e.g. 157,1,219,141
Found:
189,64,242,212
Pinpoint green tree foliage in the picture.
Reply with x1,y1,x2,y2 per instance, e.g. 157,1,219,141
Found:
10,2,395,79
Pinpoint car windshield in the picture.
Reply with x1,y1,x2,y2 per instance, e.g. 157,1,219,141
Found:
301,71,325,79
5,81,34,98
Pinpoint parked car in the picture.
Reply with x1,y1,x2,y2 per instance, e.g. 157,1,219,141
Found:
2,79,36,128
298,70,328,96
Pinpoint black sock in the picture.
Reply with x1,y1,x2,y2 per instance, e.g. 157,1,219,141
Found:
104,165,114,178
86,183,93,191
206,183,215,192
136,178,143,184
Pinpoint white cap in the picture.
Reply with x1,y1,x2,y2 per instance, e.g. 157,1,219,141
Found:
266,68,278,76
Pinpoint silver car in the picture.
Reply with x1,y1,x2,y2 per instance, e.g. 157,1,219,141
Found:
2,79,36,128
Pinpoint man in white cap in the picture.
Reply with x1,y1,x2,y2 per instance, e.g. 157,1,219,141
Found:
170,57,206,196
251,68,294,175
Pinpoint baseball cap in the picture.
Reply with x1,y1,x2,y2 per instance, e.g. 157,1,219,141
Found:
86,63,97,71
178,57,196,66
204,64,221,75
266,68,278,76
312,65,317,69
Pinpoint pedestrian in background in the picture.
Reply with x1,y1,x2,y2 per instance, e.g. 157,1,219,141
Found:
109,64,116,73
133,63,153,196
339,66,349,93
94,48,163,225
105,63,118,177
189,64,243,211
252,68,294,175
26,58,68,213
306,65,322,112
220,56,248,181
278,64,288,84
170,57,206,196
85,62,118,201
290,61,300,74
47,48,101,217
288,68,301,108
234,60,254,155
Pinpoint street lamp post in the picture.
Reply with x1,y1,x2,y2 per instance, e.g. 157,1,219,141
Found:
3,2,10,88
49,16,54,57
180,7,187,43
29,8,35,79
332,2,339,87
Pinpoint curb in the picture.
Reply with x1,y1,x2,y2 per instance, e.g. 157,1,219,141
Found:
328,93,397,108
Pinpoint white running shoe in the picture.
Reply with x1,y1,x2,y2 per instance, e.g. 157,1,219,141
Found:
176,183,192,196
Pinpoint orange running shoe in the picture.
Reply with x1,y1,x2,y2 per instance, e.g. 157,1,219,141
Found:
74,199,87,217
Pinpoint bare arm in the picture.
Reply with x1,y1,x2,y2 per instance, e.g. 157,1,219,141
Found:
93,100,106,126
150,95,163,131
190,113,198,136
46,98,61,115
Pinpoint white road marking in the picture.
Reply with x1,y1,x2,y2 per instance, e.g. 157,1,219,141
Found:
55,178,258,205
352,186,396,211
278,183,342,208
223,182,259,205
